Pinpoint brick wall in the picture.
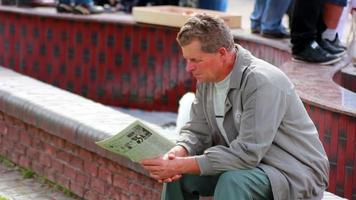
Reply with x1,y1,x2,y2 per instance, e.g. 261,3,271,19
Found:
0,111,162,200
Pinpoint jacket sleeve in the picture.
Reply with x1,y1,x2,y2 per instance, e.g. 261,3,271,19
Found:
176,84,213,156
196,75,289,175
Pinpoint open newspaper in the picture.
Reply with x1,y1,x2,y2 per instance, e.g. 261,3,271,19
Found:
96,120,175,162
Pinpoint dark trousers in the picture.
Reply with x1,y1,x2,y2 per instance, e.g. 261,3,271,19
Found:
290,0,326,54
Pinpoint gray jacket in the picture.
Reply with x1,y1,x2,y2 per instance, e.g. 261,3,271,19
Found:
177,45,329,200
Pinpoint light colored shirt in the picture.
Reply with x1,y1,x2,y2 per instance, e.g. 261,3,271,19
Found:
213,71,232,144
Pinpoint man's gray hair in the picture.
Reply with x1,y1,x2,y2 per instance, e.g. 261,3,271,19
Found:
176,14,235,53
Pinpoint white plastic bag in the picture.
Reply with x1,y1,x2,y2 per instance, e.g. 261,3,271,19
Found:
175,92,195,134
347,9,356,65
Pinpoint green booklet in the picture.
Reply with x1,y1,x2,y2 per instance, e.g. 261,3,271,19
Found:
96,120,175,162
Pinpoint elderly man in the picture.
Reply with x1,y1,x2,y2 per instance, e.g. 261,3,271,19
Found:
141,14,329,200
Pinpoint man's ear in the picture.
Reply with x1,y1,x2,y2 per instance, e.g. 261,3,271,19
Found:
218,47,228,57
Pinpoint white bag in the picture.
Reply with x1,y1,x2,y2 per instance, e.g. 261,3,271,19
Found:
347,9,356,65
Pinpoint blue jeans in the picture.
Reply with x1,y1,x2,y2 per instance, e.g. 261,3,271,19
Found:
250,0,291,32
198,0,228,11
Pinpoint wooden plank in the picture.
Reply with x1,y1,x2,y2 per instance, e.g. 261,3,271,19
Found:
132,6,241,28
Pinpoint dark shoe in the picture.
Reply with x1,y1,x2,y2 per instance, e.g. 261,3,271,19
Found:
73,2,104,14
57,3,73,13
292,41,341,65
318,38,346,57
325,33,347,50
261,29,290,39
251,28,260,34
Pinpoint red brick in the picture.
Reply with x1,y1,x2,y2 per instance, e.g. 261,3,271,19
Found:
84,160,98,177
39,154,52,167
0,121,8,135
64,165,77,180
26,126,39,134
108,162,124,173
26,148,39,161
120,193,131,200
104,188,121,200
57,150,71,163
51,159,64,173
129,195,140,200
151,192,161,200
93,155,108,167
32,139,44,151
104,187,116,197
14,142,26,155
4,115,14,124
129,183,147,196
32,162,44,175
90,177,106,194
84,190,100,200
78,148,93,161
153,181,163,191
43,143,56,155
56,174,70,189
98,166,112,184
19,130,32,146
38,130,51,142
3,139,14,150
141,176,156,189
49,136,65,148
113,174,130,190
70,182,86,197
8,151,19,164
11,118,25,129
19,156,31,168
70,155,83,170
43,168,56,182
8,127,19,141
64,141,78,153
76,172,90,185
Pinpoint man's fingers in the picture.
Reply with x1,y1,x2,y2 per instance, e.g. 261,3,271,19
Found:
140,158,161,166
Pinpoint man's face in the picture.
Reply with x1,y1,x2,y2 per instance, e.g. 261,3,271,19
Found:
181,40,224,83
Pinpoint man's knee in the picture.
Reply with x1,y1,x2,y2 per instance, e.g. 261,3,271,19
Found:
214,169,273,200
216,171,250,189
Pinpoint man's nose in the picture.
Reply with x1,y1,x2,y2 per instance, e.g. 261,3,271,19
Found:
186,61,195,72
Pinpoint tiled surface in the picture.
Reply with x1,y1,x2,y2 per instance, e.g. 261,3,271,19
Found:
280,58,356,117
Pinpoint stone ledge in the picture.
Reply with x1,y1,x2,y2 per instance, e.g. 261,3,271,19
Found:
0,66,154,175
280,58,356,117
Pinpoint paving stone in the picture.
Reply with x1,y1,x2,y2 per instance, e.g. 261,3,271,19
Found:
0,162,76,200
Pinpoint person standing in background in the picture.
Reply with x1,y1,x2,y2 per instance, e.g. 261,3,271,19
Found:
250,0,291,38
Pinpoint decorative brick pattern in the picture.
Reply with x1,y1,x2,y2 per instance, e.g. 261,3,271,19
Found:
305,104,356,200
0,12,194,112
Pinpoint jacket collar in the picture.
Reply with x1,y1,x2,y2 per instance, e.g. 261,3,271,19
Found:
228,44,253,90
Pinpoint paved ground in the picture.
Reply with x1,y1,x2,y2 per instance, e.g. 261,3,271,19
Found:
0,162,75,200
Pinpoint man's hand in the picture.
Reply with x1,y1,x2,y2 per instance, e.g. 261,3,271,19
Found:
140,145,200,183
141,154,181,182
